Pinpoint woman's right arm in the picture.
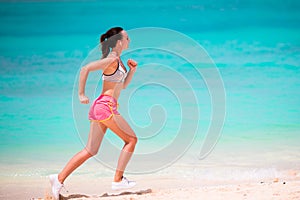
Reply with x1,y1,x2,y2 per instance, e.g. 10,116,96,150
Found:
78,58,116,104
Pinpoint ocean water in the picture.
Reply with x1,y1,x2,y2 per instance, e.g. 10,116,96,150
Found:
0,0,300,185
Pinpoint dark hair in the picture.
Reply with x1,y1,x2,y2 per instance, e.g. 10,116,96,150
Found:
100,27,124,58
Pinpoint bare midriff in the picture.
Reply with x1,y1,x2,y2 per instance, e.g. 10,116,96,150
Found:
101,80,124,100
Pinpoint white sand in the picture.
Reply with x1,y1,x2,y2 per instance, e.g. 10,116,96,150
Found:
36,171,300,200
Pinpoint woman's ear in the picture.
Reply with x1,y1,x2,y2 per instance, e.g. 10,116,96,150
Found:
118,40,123,47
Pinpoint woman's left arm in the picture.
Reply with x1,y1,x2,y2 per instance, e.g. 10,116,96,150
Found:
123,59,138,89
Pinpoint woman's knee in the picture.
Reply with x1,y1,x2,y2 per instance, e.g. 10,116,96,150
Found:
84,147,99,157
128,136,138,146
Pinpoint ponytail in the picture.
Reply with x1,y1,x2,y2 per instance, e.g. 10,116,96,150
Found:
100,27,123,58
100,33,109,58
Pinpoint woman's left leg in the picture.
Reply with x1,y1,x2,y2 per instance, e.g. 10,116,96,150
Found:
58,121,107,183
50,121,107,199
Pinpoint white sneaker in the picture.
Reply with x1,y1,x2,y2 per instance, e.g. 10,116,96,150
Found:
111,176,136,190
49,174,63,200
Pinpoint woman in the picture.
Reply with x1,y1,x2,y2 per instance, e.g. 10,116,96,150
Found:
49,27,138,199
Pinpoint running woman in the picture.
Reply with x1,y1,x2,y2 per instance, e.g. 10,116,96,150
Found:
49,27,138,199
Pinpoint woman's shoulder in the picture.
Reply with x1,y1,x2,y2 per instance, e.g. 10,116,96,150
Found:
83,56,118,72
102,56,119,73
100,56,118,66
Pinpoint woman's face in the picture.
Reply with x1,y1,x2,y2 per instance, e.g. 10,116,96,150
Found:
120,30,130,50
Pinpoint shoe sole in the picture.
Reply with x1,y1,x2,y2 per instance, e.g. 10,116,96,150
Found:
112,183,136,190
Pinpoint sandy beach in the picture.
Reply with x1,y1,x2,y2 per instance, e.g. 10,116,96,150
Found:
78,181,300,200
4,179,300,200
52,174,300,200
2,168,298,200
27,176,300,200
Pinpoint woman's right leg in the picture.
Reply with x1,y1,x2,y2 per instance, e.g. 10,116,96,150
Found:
58,121,107,183
101,115,137,183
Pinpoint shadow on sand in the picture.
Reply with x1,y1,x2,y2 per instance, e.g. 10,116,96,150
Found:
59,189,152,199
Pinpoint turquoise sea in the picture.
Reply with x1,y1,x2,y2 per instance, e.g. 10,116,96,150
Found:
0,0,300,197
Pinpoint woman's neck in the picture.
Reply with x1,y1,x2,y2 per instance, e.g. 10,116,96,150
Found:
111,47,122,57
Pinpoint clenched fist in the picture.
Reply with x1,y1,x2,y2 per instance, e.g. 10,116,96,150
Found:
127,59,138,69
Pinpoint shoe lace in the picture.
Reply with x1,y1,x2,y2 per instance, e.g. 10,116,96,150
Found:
62,184,69,193
122,176,130,184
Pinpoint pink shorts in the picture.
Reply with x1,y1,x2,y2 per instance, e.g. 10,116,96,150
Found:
89,95,120,122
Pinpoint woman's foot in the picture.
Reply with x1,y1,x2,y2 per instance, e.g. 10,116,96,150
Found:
111,176,136,190
49,174,63,199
